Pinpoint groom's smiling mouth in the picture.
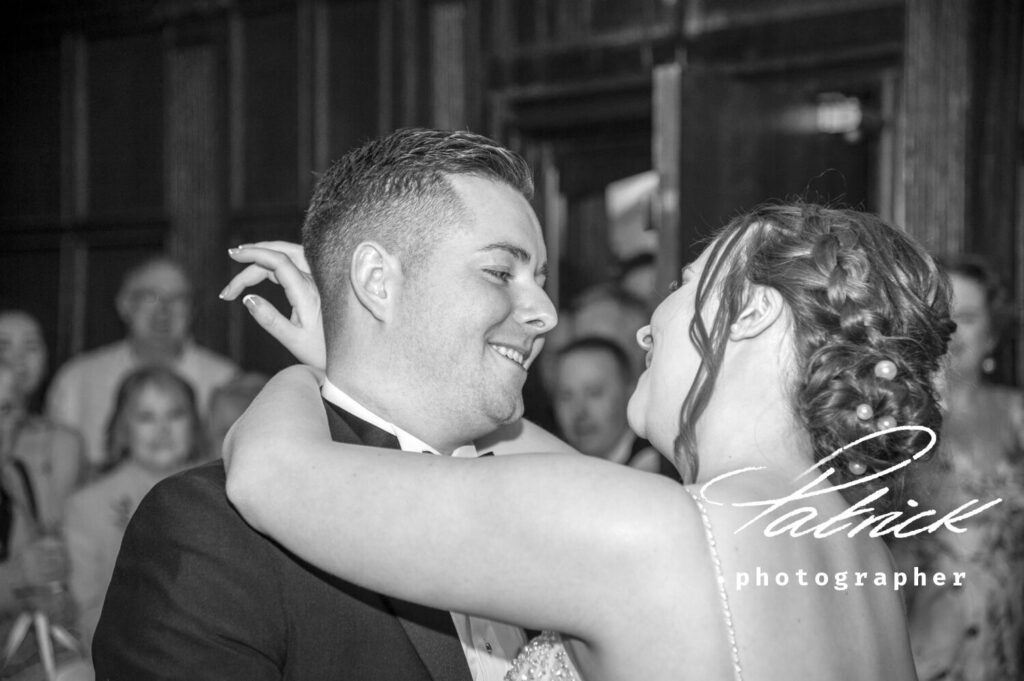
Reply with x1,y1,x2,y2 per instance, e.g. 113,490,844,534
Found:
489,343,528,369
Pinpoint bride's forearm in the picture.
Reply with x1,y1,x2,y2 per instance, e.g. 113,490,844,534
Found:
224,364,328,533
223,364,676,640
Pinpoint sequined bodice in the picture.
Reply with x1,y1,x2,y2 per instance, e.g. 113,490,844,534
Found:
505,631,580,681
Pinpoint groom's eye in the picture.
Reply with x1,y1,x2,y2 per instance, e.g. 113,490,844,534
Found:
483,269,512,282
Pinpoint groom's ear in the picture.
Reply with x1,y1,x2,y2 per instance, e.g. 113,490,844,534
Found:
729,284,785,341
350,241,402,322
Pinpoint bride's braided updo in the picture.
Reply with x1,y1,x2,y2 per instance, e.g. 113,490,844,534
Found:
676,203,954,506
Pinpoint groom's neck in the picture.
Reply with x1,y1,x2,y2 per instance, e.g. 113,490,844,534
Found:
324,369,465,455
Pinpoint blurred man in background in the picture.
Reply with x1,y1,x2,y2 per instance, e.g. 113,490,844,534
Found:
550,336,678,481
47,256,237,468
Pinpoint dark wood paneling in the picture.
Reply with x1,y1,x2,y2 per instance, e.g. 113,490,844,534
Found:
326,0,381,159
87,32,165,215
0,45,62,220
591,0,673,32
686,5,904,70
966,0,1023,385
677,68,880,261
968,0,1023,258
242,9,299,207
498,0,674,49
903,0,971,254
167,37,228,354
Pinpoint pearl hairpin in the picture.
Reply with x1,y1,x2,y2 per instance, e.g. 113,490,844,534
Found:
874,359,897,380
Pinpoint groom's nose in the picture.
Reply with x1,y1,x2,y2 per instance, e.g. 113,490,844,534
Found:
514,283,557,334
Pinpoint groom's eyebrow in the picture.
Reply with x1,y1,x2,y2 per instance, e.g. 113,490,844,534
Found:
479,243,549,277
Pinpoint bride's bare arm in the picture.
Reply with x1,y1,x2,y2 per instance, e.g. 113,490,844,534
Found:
225,365,689,642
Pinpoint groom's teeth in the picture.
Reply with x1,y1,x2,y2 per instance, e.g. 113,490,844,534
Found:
491,344,525,366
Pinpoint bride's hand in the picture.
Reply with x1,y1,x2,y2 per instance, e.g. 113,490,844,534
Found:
220,242,327,370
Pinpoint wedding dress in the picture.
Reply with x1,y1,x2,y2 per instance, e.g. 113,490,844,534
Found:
505,631,580,680
503,489,744,681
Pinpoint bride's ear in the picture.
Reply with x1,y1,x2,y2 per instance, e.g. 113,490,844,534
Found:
729,285,785,341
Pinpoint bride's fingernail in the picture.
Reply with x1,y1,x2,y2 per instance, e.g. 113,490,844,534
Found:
217,286,230,299
242,295,259,313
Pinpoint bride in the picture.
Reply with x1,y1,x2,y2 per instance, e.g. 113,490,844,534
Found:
222,203,951,680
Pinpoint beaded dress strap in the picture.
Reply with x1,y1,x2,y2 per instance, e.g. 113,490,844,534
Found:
685,488,744,681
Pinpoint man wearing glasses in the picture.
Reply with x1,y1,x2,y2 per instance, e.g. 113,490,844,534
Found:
46,256,238,469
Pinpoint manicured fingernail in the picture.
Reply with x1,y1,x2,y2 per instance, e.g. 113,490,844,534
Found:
218,286,229,299
242,295,258,313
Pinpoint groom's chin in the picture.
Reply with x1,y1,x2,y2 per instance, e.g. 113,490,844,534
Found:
484,394,525,431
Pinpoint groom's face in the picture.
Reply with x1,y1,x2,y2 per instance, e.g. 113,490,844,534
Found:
391,175,557,437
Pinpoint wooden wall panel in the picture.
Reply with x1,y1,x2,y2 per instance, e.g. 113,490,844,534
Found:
167,38,228,354
241,10,299,208
967,0,1023,385
901,0,971,253
326,0,382,160
87,33,164,216
0,46,62,220
430,2,467,129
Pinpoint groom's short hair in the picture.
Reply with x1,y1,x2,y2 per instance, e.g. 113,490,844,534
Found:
302,127,534,338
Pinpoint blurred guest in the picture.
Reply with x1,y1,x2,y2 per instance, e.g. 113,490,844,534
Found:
46,256,238,468
616,251,658,310
532,283,651,431
205,372,268,461
896,254,1024,681
63,366,202,655
569,284,649,377
0,310,50,413
0,360,79,678
551,336,678,481
0,311,86,526
539,284,649,385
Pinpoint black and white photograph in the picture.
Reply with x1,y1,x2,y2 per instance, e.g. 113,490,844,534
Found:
1,1,1022,679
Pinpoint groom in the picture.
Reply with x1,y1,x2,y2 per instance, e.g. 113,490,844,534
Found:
92,129,557,680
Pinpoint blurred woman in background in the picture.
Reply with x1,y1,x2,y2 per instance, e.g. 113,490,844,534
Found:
0,310,86,530
897,254,1024,681
0,309,86,679
64,366,203,654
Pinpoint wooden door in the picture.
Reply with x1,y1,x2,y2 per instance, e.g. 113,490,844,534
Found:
653,60,899,275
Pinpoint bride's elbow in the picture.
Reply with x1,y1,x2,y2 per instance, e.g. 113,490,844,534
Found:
224,462,270,532
223,433,272,530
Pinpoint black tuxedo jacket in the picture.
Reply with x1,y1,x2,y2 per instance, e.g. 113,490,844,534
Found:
92,400,474,681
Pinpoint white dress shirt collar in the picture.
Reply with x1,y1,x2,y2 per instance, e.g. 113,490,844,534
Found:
321,379,478,458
